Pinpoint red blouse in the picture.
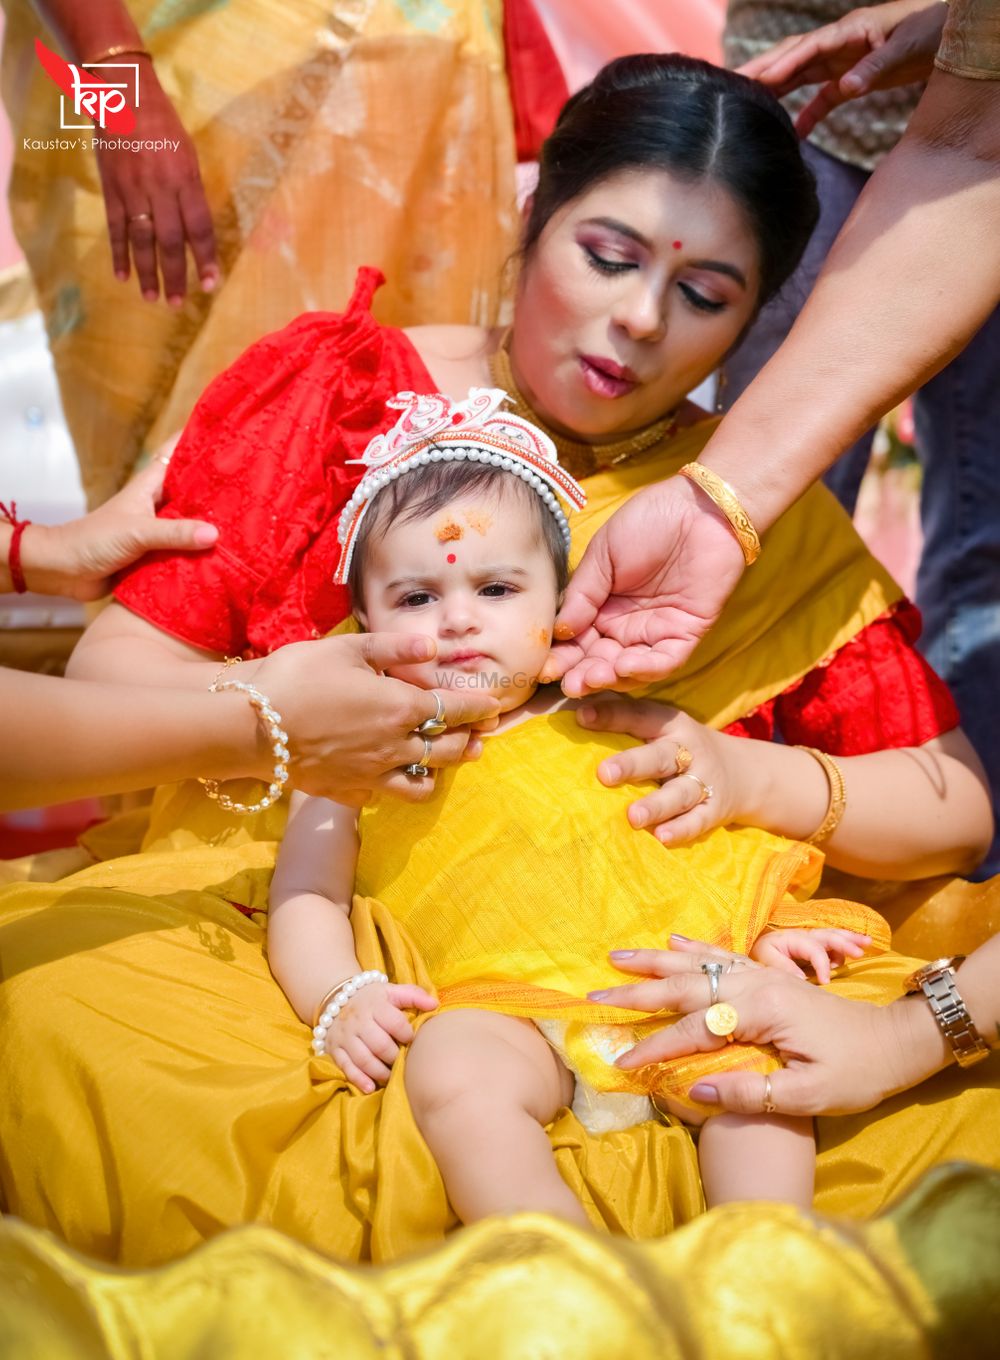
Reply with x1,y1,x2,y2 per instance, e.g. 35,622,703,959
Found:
115,269,959,757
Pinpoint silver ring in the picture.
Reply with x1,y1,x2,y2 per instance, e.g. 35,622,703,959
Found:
762,1073,776,1114
678,772,714,805
403,735,433,778
701,960,724,1006
127,211,153,225
417,691,447,738
725,956,751,973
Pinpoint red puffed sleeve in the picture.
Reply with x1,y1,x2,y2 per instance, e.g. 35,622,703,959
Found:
724,602,960,753
114,268,436,656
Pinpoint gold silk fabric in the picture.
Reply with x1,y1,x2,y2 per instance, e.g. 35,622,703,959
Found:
2,1165,999,1358
357,709,910,1113
936,0,1000,78
0,0,517,505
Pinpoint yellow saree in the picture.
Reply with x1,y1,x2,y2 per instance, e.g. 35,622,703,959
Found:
1,0,517,504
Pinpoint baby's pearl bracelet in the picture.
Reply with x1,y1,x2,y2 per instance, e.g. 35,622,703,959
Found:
311,970,388,1056
199,679,290,815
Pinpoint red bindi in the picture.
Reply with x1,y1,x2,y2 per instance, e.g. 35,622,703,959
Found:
672,240,683,250
446,553,457,564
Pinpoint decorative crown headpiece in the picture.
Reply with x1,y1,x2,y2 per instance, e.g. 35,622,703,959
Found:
333,388,587,585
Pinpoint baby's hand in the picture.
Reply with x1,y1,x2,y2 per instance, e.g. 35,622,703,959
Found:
323,982,437,1093
749,927,871,985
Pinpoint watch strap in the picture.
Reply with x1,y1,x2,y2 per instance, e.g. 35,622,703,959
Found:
917,968,991,1068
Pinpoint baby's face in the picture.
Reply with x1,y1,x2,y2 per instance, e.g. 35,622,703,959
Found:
359,489,560,710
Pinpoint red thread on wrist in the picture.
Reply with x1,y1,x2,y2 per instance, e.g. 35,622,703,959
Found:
0,501,32,594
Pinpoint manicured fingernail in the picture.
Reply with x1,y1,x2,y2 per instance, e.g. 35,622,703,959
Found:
201,273,217,293
115,270,128,282
609,950,636,959
587,990,608,1001
629,805,647,827
578,706,596,725
670,933,691,944
690,1084,719,1103
143,289,158,302
465,737,483,759
193,524,218,546
168,294,184,309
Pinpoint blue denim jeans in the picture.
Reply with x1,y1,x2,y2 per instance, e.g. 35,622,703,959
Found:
723,142,1000,877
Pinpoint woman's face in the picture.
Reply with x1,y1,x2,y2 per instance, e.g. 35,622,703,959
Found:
511,167,761,441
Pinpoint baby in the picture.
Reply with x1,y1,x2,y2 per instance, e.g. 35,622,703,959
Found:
269,389,883,1224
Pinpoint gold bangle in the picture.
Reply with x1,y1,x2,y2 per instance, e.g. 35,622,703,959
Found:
80,44,153,67
797,746,847,845
311,977,360,1028
677,463,761,566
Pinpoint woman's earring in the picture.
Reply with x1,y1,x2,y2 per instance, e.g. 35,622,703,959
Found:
715,367,728,414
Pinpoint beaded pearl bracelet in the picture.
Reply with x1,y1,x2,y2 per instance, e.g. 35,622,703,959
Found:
311,970,389,1056
199,679,290,815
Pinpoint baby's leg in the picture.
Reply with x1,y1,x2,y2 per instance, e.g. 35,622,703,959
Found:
405,1009,587,1226
698,1114,815,1208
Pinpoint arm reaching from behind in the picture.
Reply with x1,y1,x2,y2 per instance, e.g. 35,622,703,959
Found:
738,0,948,139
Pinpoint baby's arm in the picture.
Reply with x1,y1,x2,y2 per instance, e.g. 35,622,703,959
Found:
269,791,436,1091
269,790,364,1024
698,1112,815,1208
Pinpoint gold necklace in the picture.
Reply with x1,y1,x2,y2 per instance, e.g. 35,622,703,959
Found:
488,334,679,482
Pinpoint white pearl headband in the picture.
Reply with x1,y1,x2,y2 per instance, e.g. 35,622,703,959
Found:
333,388,588,586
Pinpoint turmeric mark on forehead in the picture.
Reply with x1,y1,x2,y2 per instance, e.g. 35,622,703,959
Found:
435,517,464,543
464,510,493,536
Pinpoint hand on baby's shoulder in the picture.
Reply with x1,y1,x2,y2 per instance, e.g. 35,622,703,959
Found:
320,981,437,1094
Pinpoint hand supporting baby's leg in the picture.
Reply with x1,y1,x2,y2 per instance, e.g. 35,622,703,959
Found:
698,1113,816,1208
404,1009,587,1226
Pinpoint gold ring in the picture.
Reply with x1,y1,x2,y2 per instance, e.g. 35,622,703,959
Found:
674,744,693,776
678,772,714,806
705,1001,738,1042
763,1073,776,1114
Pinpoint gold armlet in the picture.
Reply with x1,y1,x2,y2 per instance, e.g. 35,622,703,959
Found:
797,746,847,845
677,463,761,566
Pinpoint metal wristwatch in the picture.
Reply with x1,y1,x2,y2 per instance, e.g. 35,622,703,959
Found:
904,956,991,1068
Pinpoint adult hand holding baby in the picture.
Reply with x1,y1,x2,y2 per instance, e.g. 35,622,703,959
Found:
253,634,501,805
545,477,748,696
576,694,750,845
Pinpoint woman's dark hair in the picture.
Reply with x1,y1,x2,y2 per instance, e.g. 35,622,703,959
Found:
523,54,819,309
347,460,569,612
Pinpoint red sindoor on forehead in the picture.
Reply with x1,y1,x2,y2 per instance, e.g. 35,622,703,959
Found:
672,240,683,250
446,553,457,564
